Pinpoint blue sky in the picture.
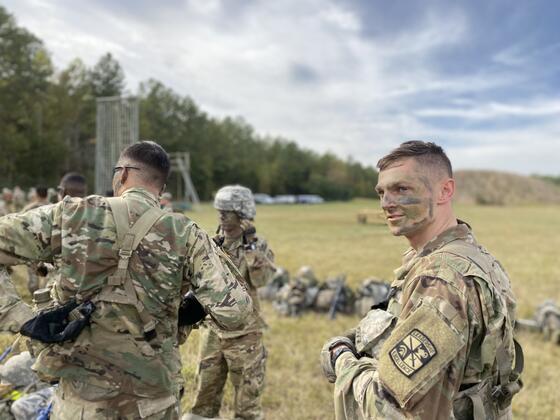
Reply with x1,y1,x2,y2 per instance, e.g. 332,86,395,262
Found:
3,0,560,175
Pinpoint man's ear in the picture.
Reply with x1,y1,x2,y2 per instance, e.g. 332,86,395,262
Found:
160,184,166,196
120,168,129,186
437,178,455,204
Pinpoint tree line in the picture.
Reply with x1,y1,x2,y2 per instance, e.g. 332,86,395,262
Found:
0,6,378,200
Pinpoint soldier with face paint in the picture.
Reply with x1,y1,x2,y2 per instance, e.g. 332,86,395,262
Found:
188,185,276,420
321,141,522,419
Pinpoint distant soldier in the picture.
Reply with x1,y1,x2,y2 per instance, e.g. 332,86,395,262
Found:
517,300,560,344
12,186,25,212
313,275,355,316
535,301,560,343
321,141,522,419
57,172,87,200
189,185,276,420
273,266,319,317
0,189,15,216
0,141,253,419
21,186,49,212
258,267,289,301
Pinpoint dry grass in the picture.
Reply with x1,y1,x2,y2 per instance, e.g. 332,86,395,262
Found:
454,170,560,205
2,200,559,419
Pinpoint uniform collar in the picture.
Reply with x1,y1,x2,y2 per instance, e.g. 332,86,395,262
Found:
393,220,472,281
222,234,244,249
417,220,471,257
120,187,160,207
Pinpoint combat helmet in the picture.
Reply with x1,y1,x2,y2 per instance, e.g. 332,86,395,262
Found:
213,185,256,220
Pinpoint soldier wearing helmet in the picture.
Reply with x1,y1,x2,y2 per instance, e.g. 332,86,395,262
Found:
189,185,276,420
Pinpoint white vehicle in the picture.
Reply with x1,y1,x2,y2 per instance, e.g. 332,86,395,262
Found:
253,193,274,204
297,194,324,204
273,195,297,204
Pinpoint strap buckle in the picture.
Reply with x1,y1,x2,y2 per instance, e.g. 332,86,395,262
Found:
491,385,510,401
118,249,133,259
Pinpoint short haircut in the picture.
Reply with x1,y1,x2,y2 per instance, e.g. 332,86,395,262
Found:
120,141,170,188
59,172,87,198
377,140,453,178
35,186,48,199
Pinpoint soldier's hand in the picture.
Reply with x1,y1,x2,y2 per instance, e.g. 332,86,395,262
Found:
178,292,207,326
240,220,256,243
320,336,357,383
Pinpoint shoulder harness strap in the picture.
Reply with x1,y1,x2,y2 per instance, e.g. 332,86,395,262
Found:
432,240,493,274
100,197,164,341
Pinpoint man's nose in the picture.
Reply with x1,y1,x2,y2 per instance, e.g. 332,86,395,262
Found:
381,193,396,210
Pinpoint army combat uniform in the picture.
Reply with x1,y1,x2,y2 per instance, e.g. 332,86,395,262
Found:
191,234,275,420
0,188,253,419
333,222,521,419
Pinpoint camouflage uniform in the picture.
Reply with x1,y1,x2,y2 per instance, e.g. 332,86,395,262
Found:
332,222,521,419
191,186,275,420
21,198,50,213
0,187,253,419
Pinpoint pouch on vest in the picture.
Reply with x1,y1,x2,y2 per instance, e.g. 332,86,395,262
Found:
20,300,95,344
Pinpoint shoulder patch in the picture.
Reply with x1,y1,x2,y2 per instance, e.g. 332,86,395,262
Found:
378,300,466,408
389,329,437,377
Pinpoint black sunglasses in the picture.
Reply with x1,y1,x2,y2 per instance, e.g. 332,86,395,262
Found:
112,166,141,175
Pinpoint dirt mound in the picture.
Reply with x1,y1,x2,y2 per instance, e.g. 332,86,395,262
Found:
454,170,560,205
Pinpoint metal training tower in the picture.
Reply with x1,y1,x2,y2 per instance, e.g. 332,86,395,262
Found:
169,152,200,206
95,96,139,195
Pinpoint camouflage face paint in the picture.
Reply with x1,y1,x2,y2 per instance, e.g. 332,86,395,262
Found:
377,159,436,239
218,210,242,237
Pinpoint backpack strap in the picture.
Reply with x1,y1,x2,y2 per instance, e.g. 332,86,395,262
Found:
98,197,164,340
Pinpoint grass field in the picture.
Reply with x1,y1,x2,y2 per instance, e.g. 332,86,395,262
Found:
2,199,559,419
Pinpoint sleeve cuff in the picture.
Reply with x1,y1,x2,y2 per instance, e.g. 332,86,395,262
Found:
335,350,358,376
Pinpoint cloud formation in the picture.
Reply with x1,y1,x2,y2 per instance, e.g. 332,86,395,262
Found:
4,0,560,174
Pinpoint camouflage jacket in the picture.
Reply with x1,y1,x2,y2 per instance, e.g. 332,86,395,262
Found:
334,222,518,420
0,187,253,397
206,234,275,338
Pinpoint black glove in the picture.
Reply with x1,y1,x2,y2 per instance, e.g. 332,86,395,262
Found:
20,300,95,343
178,292,207,326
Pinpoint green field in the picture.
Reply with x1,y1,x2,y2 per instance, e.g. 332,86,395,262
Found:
179,200,560,419
2,200,560,418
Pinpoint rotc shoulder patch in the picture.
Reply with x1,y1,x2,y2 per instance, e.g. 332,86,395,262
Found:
378,299,466,408
389,329,437,377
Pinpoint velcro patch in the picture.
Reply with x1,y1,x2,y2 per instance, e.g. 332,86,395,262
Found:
389,329,437,377
378,300,465,408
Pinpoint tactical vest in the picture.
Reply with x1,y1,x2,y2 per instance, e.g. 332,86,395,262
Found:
90,197,164,341
33,198,181,397
388,239,523,420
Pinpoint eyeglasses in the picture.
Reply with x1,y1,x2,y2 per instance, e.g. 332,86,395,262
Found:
112,166,141,175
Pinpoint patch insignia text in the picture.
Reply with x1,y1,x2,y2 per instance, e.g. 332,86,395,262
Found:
389,329,437,377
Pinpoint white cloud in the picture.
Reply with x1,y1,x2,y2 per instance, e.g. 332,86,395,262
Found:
2,0,559,175
416,99,560,119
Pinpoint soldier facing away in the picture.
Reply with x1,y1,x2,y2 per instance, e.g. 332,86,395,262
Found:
21,186,49,212
188,185,276,420
57,172,88,201
0,141,253,419
321,141,522,419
